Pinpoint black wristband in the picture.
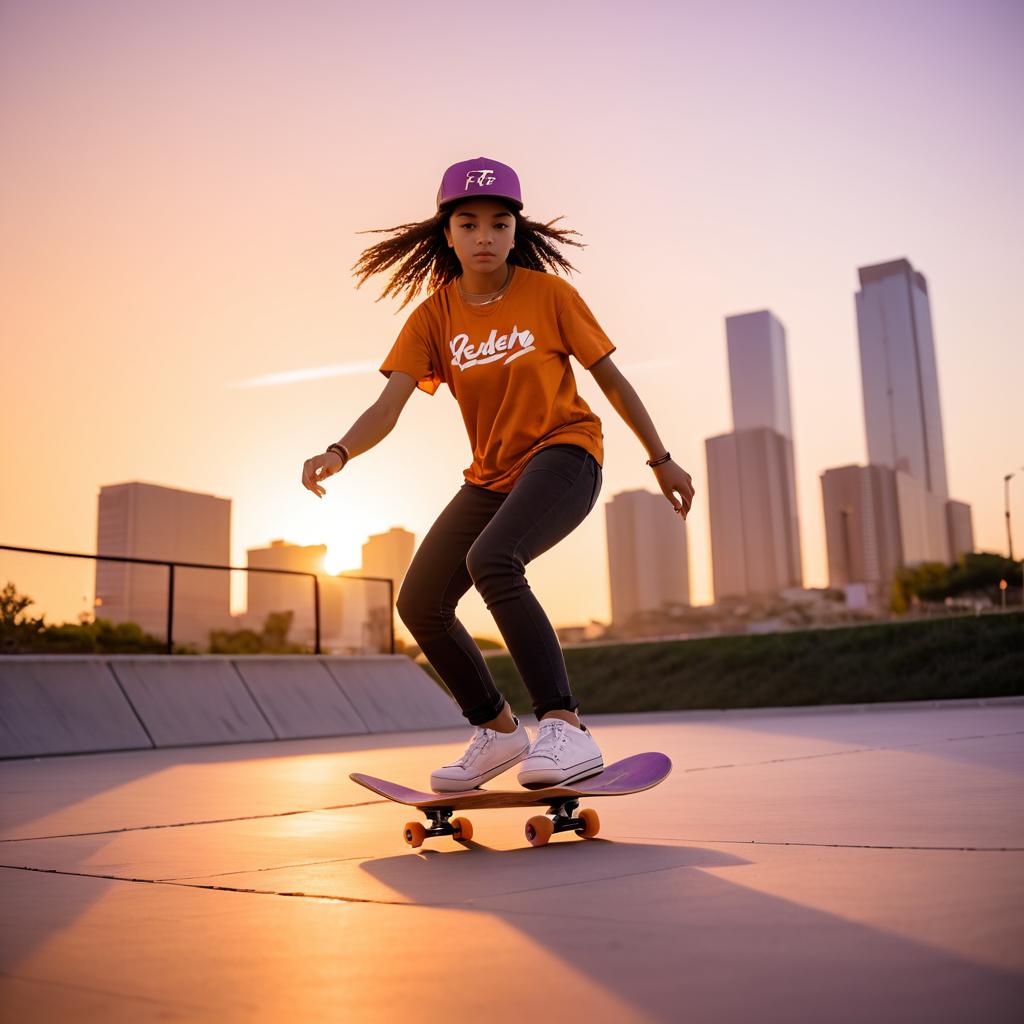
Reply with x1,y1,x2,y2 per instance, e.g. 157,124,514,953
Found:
646,451,671,467
327,443,350,467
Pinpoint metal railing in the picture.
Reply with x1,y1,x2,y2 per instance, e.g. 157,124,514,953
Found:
1,544,395,655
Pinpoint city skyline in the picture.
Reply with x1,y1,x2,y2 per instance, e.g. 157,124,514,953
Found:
2,1,1021,641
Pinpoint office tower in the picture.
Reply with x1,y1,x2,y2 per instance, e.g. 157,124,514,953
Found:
822,258,973,599
945,500,975,562
856,259,948,498
605,490,689,626
728,310,793,438
245,539,329,646
95,482,232,647
707,428,802,597
821,465,903,587
361,527,415,603
705,311,803,599
359,526,415,652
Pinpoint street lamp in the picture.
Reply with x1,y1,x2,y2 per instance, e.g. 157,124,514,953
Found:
1006,467,1024,606
1006,473,1016,561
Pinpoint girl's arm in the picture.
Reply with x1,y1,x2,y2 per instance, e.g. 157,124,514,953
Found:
589,354,695,519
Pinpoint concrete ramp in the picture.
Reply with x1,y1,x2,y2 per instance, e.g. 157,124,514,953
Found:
232,657,369,739
325,655,465,731
108,658,276,748
0,654,462,758
0,657,152,758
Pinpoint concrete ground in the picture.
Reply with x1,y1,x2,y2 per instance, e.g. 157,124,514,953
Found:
1,699,1022,1023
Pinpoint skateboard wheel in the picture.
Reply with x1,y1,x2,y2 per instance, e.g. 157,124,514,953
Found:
403,821,426,848
576,808,600,838
525,815,554,847
451,816,473,842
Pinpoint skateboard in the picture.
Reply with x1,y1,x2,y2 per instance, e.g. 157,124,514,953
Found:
349,751,671,848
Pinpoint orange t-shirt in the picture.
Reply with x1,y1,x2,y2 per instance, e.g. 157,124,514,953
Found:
379,266,617,492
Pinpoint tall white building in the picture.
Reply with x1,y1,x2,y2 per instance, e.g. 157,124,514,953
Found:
856,259,949,498
707,428,802,597
95,482,233,648
822,258,974,599
605,490,689,626
705,311,803,599
727,310,794,439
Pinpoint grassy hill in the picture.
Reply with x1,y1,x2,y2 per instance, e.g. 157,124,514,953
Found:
418,611,1023,715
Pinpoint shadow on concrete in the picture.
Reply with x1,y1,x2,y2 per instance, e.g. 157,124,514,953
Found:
356,842,1024,1021
0,726,473,841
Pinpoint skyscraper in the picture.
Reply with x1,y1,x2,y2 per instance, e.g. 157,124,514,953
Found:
95,482,232,647
728,309,794,439
855,258,949,498
821,258,974,602
246,539,327,644
821,465,903,587
605,490,689,626
705,311,803,599
707,428,802,597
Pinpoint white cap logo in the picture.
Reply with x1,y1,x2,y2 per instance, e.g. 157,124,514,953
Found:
464,168,496,191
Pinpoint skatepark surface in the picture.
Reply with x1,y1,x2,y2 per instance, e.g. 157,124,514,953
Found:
2,698,1022,1022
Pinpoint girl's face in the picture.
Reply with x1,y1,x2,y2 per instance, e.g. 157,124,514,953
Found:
443,198,516,271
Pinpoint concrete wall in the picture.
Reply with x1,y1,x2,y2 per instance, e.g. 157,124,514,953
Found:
0,655,464,759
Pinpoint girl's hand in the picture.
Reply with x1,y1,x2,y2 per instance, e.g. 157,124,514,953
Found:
652,460,695,519
302,451,344,499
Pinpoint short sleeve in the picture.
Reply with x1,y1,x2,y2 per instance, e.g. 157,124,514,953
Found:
379,306,442,396
556,284,617,369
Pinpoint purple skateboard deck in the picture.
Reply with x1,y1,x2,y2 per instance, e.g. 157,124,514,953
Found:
350,752,671,810
350,752,672,847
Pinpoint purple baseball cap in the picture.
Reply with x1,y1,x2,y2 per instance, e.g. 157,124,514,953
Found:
436,157,523,213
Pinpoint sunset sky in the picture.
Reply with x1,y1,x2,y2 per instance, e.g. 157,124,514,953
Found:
2,0,1022,644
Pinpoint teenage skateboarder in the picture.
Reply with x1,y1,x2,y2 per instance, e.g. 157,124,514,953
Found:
302,157,694,792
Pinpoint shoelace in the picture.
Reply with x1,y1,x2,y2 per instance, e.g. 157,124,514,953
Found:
529,720,568,759
452,727,493,769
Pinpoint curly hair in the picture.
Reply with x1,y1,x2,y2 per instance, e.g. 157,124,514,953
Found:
350,198,587,311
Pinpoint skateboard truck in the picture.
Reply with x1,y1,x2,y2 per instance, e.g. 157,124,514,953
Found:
350,752,671,849
544,798,582,834
416,807,459,839
403,806,475,847
525,798,599,846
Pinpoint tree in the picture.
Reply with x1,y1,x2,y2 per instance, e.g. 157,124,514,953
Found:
0,581,46,653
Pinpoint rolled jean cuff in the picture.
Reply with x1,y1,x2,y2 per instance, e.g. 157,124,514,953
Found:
464,693,509,727
533,695,580,719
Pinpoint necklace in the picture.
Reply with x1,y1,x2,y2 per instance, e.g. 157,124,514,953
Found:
458,264,513,305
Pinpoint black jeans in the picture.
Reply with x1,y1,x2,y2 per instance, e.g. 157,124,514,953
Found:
396,443,603,726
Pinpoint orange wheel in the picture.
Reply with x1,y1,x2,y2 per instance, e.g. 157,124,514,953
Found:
451,816,473,842
525,815,554,847
576,807,600,838
403,821,426,848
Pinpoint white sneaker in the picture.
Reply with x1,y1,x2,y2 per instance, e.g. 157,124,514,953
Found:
516,719,605,788
430,715,531,793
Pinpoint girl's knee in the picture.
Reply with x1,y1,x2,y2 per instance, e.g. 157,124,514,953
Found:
466,540,522,585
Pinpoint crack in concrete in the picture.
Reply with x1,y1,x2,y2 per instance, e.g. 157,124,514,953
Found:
683,729,1024,773
156,855,368,882
612,837,1024,852
0,861,457,906
2,728,1021,846
0,799,387,844
0,856,699,908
